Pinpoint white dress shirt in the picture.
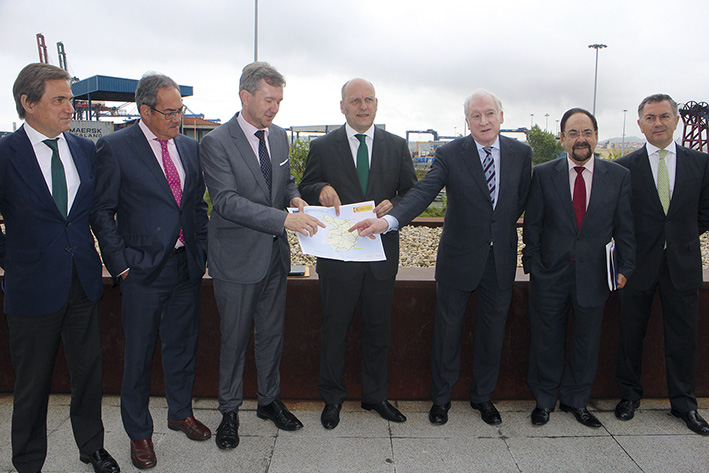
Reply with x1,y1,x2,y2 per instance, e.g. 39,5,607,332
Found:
237,111,272,163
138,120,185,187
23,123,80,213
567,156,594,210
345,123,374,167
646,141,677,197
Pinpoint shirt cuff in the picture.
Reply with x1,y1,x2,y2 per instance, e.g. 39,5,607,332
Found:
382,215,398,233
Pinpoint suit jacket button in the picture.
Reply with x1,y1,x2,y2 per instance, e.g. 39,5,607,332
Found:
65,247,72,252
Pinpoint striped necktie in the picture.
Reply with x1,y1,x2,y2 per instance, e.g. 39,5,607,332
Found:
482,146,496,206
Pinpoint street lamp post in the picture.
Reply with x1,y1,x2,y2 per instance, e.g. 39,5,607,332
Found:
254,0,259,61
530,114,534,129
588,43,607,116
621,109,627,156
545,113,550,132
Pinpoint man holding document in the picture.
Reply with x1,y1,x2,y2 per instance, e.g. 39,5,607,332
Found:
299,78,417,429
521,108,635,428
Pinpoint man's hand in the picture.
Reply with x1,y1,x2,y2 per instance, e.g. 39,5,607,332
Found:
617,273,627,289
284,212,325,237
318,185,341,216
348,218,389,238
374,199,393,218
290,197,308,212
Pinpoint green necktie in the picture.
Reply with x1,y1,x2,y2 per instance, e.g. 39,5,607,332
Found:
355,133,369,194
657,149,670,215
43,138,68,218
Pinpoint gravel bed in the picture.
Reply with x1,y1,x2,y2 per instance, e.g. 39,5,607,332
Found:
290,227,709,269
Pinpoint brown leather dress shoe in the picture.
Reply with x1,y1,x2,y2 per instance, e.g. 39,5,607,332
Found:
168,415,212,440
130,438,156,469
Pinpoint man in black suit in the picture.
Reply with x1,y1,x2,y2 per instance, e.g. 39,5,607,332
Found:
91,73,210,468
351,89,532,426
522,108,635,428
299,78,417,429
0,63,119,473
614,94,709,435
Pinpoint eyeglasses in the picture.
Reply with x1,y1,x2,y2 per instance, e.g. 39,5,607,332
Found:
150,105,186,120
564,129,595,138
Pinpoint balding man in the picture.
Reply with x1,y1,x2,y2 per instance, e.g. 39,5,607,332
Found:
299,78,417,429
350,89,532,426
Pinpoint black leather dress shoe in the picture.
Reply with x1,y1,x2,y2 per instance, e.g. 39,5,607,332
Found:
470,401,502,425
615,399,640,421
215,411,239,450
429,402,451,425
321,404,341,430
531,407,552,426
671,409,709,435
257,399,303,431
361,401,406,422
559,403,602,428
79,448,120,473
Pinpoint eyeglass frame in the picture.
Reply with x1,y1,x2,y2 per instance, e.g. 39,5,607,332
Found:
563,129,595,138
150,105,186,120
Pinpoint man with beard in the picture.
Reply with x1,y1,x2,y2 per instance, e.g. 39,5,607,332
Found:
522,108,635,428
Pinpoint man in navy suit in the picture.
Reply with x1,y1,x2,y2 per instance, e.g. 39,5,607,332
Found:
522,108,635,428
351,90,532,426
91,73,210,468
0,63,119,473
614,94,709,435
299,78,417,429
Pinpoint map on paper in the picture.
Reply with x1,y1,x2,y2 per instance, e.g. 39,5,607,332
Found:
287,201,386,262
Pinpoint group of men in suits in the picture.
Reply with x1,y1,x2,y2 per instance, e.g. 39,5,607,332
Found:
3,60,709,472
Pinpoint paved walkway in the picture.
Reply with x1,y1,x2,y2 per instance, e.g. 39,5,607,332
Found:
0,394,707,472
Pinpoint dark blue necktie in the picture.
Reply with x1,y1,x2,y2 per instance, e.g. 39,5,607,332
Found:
254,130,272,193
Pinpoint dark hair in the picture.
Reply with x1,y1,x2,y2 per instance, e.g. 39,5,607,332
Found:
135,72,179,111
638,94,678,118
239,62,285,95
560,108,598,133
13,63,71,119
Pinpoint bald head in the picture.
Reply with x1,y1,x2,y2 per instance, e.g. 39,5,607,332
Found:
340,78,378,133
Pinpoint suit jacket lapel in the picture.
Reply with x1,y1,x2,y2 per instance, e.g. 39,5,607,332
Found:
668,145,690,217
635,146,664,215
228,114,271,201
461,136,492,205
497,136,514,211
64,132,90,218
174,135,195,207
335,126,363,197
583,157,608,229
8,127,61,212
551,157,577,227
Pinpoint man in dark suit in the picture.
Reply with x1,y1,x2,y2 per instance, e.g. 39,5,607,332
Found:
0,63,119,473
614,94,709,435
91,73,210,468
200,62,323,450
522,108,635,428
299,78,417,429
351,90,532,426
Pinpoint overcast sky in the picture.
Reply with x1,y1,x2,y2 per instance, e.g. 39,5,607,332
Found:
1,0,706,143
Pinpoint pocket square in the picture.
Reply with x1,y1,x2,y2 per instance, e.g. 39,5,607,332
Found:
279,158,289,166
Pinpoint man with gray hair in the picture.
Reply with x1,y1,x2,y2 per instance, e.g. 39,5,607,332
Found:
91,72,210,468
1,62,119,473
351,89,532,425
614,94,709,435
200,62,323,449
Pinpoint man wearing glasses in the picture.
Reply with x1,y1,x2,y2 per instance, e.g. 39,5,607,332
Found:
522,108,635,428
91,73,210,469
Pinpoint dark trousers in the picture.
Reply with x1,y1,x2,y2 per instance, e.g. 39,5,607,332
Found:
616,253,699,412
318,263,395,405
7,267,104,473
431,249,512,405
214,240,287,413
120,250,201,441
527,263,606,409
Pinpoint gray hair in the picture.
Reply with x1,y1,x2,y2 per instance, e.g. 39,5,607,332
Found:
135,72,179,110
464,89,503,117
239,61,285,95
13,63,71,119
638,94,679,118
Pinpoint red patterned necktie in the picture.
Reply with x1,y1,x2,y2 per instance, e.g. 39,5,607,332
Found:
155,138,184,244
573,166,586,229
